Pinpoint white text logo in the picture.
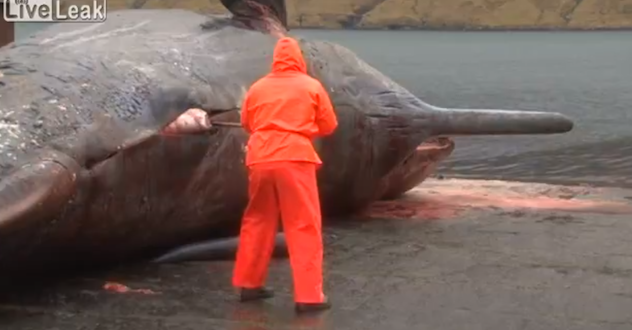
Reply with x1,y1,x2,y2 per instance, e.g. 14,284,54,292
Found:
3,0,107,22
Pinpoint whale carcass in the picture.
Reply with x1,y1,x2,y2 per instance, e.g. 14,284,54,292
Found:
0,0,573,280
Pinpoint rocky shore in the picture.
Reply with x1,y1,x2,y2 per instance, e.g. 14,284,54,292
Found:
95,0,632,30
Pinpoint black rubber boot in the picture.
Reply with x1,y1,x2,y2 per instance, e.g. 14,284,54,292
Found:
239,287,275,302
295,298,331,314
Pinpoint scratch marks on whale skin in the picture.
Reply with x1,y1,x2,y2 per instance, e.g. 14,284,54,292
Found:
0,122,21,155
48,21,151,51
0,106,26,157
40,23,103,45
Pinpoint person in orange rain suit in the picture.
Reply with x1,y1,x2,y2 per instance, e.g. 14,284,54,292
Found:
232,36,338,314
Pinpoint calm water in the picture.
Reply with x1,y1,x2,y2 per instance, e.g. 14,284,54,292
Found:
15,24,632,187
295,30,632,188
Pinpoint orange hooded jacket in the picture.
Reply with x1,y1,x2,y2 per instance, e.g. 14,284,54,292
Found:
240,37,338,166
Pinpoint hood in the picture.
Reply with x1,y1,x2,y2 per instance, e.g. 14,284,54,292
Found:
271,37,307,74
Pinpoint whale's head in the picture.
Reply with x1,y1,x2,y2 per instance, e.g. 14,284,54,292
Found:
298,39,573,213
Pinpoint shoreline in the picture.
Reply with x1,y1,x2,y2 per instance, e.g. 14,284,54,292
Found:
365,177,632,221
292,25,632,32
436,173,632,191
11,17,632,33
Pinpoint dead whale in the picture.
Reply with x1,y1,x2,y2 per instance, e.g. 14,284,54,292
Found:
0,0,573,278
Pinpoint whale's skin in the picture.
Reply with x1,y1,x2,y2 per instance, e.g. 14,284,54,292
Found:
0,9,445,278
0,6,572,280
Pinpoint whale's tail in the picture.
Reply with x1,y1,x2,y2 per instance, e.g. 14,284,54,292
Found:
221,0,288,31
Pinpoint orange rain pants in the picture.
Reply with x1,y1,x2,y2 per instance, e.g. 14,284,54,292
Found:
232,161,325,303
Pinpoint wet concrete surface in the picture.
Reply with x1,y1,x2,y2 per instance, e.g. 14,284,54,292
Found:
2,179,632,330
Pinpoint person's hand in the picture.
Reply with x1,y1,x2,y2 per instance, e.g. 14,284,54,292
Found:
161,108,212,135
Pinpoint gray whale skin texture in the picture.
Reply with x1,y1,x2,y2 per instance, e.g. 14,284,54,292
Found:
0,0,573,280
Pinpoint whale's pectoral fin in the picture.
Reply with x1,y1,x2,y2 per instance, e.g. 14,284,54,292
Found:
0,84,231,232
0,151,80,231
152,232,288,264
221,0,288,31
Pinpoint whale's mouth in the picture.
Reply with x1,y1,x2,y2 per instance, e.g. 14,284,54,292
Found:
378,137,456,201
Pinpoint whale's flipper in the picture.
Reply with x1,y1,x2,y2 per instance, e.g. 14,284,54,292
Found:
221,0,288,31
0,151,79,231
152,233,288,263
0,84,231,232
